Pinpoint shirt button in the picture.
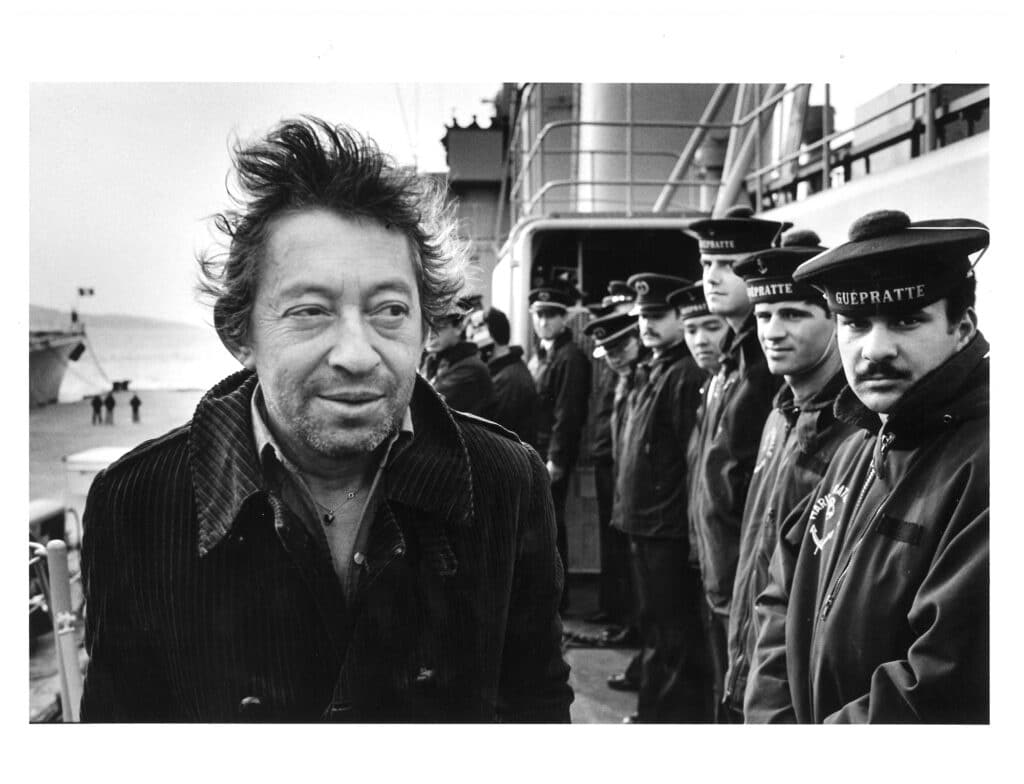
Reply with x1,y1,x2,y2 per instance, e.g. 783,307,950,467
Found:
353,552,366,565
238,696,263,717
394,545,406,557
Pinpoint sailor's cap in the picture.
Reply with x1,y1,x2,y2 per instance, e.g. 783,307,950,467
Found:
792,210,989,315
734,229,829,305
626,273,692,316
587,279,639,316
666,282,714,320
528,284,577,312
583,312,639,359
686,205,791,256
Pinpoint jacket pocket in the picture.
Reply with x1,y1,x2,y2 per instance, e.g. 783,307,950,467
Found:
873,515,924,545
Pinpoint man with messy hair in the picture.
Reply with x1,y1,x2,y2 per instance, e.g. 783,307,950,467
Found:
80,117,572,722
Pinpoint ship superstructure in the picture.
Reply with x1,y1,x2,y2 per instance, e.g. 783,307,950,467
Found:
442,82,989,573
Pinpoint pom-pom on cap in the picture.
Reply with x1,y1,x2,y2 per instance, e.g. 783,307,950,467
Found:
734,226,829,305
792,209,989,315
848,209,911,242
782,228,823,248
723,204,755,219
686,207,791,256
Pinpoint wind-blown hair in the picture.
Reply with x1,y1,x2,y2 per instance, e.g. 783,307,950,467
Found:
197,116,467,348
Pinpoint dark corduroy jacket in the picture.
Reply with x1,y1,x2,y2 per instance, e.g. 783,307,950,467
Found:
79,370,572,722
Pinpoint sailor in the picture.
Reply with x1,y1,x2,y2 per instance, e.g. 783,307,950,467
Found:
612,273,708,722
745,210,990,723
722,229,858,721
421,302,496,418
529,282,592,609
475,306,540,448
669,282,729,375
582,303,642,648
687,205,788,721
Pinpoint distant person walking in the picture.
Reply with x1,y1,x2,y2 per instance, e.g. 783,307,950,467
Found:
130,394,142,423
103,391,116,425
90,395,103,425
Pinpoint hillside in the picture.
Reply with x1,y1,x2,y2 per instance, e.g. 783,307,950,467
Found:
29,304,213,334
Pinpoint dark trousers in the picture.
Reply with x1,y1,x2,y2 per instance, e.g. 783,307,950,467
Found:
630,537,713,723
700,601,743,723
549,469,572,610
594,462,632,626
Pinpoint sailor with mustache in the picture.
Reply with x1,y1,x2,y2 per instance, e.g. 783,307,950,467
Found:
745,210,990,723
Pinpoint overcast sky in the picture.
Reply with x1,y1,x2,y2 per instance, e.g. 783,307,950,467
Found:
29,82,501,327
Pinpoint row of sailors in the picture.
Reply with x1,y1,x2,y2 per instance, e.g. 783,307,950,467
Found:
424,204,990,724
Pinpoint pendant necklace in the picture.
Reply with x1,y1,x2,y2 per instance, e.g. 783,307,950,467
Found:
312,489,360,525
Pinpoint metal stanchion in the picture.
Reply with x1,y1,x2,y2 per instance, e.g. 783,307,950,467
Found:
46,540,83,722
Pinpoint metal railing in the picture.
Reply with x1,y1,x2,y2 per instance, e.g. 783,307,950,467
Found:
500,82,989,228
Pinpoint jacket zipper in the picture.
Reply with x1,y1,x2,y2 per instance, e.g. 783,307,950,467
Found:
819,429,895,620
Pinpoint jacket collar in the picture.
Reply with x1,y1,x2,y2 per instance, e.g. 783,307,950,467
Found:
646,339,690,369
835,331,990,439
539,327,574,358
774,367,848,416
437,340,480,365
190,370,474,557
720,311,760,371
487,345,525,374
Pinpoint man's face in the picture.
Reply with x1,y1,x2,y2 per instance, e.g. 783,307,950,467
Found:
425,317,463,353
603,334,640,376
702,255,750,318
531,307,568,341
755,300,835,378
233,209,424,469
639,308,685,351
836,299,974,414
683,314,729,371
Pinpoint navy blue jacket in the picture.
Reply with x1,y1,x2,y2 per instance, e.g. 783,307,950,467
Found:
611,341,703,539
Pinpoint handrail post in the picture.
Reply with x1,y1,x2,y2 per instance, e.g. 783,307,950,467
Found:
822,83,832,191
625,83,634,217
924,83,937,153
754,84,764,210
46,540,83,722
537,84,545,216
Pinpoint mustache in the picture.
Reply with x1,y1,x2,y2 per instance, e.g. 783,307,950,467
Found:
642,330,661,339
855,360,912,382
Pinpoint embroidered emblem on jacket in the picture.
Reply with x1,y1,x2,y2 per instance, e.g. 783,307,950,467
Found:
808,482,849,555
